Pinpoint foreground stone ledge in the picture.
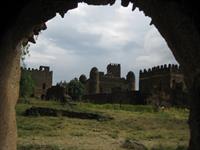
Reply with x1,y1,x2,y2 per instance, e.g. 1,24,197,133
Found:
24,106,113,121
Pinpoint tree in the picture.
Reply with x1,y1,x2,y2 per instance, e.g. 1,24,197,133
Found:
19,43,33,103
67,78,84,100
20,70,35,98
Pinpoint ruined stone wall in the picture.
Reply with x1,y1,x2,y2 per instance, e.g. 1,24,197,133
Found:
46,85,66,101
139,64,184,94
106,63,121,78
99,77,128,93
88,67,99,94
170,73,186,90
83,64,135,95
83,91,145,105
139,64,187,105
22,66,52,98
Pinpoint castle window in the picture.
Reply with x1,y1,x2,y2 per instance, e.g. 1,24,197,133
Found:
172,80,176,89
42,83,46,90
100,87,103,93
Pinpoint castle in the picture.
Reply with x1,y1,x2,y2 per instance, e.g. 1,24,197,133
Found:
21,66,53,98
139,64,186,95
79,63,136,95
22,64,188,106
139,64,187,106
79,63,187,106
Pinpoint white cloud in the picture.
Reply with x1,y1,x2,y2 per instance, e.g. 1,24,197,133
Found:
25,1,178,88
25,51,56,64
136,28,177,68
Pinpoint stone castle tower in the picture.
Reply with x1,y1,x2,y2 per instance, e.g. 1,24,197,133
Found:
80,63,136,95
126,71,135,91
21,66,53,98
107,63,121,78
139,64,187,105
139,64,186,95
89,67,100,94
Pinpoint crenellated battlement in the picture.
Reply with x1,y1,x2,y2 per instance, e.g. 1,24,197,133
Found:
108,63,120,66
22,66,52,73
21,65,53,98
85,63,135,94
107,63,121,78
139,64,182,78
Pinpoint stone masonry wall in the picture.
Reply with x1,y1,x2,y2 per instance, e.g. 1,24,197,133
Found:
22,66,52,98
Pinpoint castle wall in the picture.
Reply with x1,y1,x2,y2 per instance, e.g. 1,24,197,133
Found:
99,77,128,93
140,65,182,93
82,64,187,106
22,66,53,98
84,64,135,95
139,73,171,95
106,63,121,78
139,64,187,105
88,67,100,94
170,73,186,90
83,91,145,105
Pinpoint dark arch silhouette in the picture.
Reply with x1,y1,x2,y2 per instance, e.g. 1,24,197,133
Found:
0,0,200,149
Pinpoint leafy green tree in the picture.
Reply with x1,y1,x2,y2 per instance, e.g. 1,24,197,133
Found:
19,43,35,103
20,71,35,98
67,78,84,100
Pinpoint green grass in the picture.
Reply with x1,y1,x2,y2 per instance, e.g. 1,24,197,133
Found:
17,144,61,150
16,98,189,150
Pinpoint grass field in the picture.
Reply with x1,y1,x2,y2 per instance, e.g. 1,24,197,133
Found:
16,99,190,150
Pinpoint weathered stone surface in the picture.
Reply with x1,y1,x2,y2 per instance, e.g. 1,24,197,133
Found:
85,64,135,94
0,35,21,150
139,64,188,107
21,66,53,98
0,0,200,150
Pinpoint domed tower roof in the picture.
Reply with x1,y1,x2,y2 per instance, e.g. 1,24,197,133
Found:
90,67,99,78
90,67,98,73
126,71,135,80
79,74,87,84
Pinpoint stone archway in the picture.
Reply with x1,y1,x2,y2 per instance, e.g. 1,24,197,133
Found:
0,0,200,150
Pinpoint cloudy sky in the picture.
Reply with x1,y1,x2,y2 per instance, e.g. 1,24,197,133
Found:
24,1,178,89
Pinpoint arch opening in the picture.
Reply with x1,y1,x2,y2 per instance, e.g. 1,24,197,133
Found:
0,0,200,150
17,2,188,149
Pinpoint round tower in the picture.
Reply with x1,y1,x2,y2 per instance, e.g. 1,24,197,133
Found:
126,71,136,91
89,67,100,94
79,74,87,84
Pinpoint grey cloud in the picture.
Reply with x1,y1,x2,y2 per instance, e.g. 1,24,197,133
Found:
26,2,177,87
44,27,105,55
